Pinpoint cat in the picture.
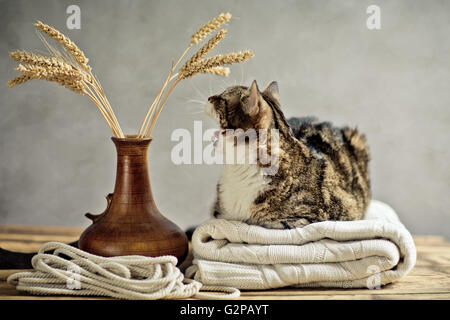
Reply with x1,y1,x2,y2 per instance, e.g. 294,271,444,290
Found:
0,80,370,268
206,80,371,229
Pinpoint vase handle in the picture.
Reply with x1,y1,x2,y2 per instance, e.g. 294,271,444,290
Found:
85,193,113,224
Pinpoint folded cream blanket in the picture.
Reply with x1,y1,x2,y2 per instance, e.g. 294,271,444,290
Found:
185,200,416,290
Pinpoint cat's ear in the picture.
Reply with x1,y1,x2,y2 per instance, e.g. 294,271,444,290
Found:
263,81,280,102
243,80,264,116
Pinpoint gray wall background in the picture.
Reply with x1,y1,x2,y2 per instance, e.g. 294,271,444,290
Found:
0,0,449,238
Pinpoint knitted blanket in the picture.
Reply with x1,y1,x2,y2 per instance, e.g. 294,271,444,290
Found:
185,200,416,290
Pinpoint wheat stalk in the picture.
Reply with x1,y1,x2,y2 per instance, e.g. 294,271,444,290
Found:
179,50,254,79
191,13,232,45
10,51,75,70
138,12,254,138
8,14,253,140
138,63,175,138
16,63,83,81
7,22,124,138
12,64,118,136
138,29,228,138
146,78,181,135
35,21,90,71
33,21,122,135
200,67,230,77
137,13,233,137
186,29,228,66
14,63,86,93
7,74,34,88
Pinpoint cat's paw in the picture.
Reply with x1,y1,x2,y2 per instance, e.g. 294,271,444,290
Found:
258,218,311,229
281,218,310,229
259,221,286,229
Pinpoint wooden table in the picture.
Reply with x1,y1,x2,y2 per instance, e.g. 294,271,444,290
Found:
1,224,449,300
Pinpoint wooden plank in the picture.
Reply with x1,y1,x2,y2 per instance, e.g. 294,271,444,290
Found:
1,293,449,300
0,238,79,252
0,296,107,300
409,265,450,276
0,270,30,281
416,249,450,266
0,282,109,300
0,233,80,243
2,278,449,300
0,281,22,297
2,281,450,301
413,235,450,246
0,224,83,236
0,225,449,300
0,225,81,252
237,293,450,300
0,241,52,252
415,246,450,254
2,270,449,298
237,278,450,296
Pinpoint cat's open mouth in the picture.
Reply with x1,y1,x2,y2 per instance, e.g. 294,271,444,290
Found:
211,130,220,146
205,102,224,147
212,129,230,147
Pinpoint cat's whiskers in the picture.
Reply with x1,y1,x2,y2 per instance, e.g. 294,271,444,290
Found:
185,97,209,116
220,78,234,91
188,109,207,115
239,64,245,84
208,78,213,97
186,99,205,108
187,98,207,105
189,80,208,102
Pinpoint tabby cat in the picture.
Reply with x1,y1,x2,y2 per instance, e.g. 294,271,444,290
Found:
0,80,371,268
206,80,371,229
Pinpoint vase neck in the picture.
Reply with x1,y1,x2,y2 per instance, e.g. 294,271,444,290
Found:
111,137,153,204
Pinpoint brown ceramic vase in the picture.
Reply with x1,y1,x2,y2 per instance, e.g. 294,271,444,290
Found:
78,135,188,263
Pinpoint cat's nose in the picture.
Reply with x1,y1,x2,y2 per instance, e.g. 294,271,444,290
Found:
208,95,218,103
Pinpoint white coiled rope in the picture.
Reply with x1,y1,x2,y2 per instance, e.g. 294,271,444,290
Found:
7,242,240,300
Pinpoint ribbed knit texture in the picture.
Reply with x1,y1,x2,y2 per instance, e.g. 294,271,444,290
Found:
185,200,416,289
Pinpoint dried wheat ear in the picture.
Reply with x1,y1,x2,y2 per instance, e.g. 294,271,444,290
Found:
8,13,254,139
8,21,124,137
138,12,254,138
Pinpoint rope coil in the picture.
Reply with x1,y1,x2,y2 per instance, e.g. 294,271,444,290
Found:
7,242,239,300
